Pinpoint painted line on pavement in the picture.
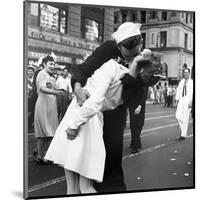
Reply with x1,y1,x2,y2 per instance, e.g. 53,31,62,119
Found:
145,114,174,121
125,120,192,137
28,176,66,193
145,111,174,115
122,134,193,160
124,122,179,137
126,114,175,124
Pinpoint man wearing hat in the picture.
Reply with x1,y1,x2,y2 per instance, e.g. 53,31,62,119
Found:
71,22,160,193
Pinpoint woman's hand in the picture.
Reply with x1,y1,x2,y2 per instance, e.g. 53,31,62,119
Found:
134,49,152,63
129,49,152,77
74,82,90,106
65,128,78,140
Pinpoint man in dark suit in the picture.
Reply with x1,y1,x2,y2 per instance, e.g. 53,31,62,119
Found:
70,22,160,193
128,87,148,154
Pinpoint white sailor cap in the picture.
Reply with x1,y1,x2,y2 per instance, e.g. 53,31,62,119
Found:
112,22,141,44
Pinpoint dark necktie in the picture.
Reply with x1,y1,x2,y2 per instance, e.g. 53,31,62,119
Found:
182,81,187,97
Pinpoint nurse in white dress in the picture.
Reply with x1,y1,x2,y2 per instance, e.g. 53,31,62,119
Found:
45,50,153,194
175,68,193,140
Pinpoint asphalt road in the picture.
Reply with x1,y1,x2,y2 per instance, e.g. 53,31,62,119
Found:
26,104,194,199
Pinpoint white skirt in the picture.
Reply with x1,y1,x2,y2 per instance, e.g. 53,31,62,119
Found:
45,98,106,182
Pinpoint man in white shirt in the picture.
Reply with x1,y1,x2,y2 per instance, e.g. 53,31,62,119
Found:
56,68,72,93
175,68,193,140
56,68,72,121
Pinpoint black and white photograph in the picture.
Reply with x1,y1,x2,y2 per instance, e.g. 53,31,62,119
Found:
23,0,195,199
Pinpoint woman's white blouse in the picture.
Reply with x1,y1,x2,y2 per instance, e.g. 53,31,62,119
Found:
68,59,129,129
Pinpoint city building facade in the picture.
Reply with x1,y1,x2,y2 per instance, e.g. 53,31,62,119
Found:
26,2,114,70
26,2,194,83
114,9,194,83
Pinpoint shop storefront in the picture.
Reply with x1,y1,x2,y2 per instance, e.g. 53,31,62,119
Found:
26,2,113,71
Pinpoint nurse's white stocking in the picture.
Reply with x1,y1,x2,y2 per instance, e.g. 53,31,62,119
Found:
79,175,97,194
64,169,80,195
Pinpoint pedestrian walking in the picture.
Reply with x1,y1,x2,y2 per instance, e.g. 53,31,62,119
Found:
149,87,155,103
172,85,177,107
34,55,65,165
167,84,173,107
175,68,193,140
163,83,168,107
155,85,161,104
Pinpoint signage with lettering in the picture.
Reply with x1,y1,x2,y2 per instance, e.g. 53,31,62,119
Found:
40,4,59,31
28,51,73,64
28,26,99,53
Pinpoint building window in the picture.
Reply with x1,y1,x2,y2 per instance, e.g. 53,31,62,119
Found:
29,3,39,26
160,31,167,47
114,12,119,23
171,12,177,17
40,4,59,31
189,13,193,24
81,18,103,42
149,11,157,19
81,7,104,42
141,11,146,23
39,4,68,33
189,36,192,48
60,9,68,34
141,32,146,48
181,12,185,18
186,13,189,23
184,33,188,49
151,33,155,45
122,10,127,22
132,11,137,22
161,12,167,21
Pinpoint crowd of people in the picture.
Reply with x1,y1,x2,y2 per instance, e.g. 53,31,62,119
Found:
27,22,193,195
147,83,177,107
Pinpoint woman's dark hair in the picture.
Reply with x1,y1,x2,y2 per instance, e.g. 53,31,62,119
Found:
119,35,142,50
137,53,162,72
136,53,163,84
42,55,55,65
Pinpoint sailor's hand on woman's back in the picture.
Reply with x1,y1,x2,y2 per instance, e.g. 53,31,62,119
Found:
65,128,78,140
74,82,90,106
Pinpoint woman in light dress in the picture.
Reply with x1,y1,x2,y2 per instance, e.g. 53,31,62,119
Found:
34,55,64,164
45,50,159,194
